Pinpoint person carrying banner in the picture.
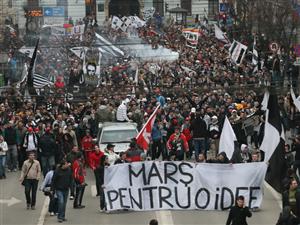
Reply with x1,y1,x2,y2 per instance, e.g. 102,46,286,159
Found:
90,145,104,196
167,126,189,161
96,155,109,212
226,195,252,225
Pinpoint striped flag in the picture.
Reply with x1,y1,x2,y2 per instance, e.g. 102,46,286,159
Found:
136,104,160,150
252,37,258,72
26,39,39,96
95,33,124,57
33,73,53,88
229,40,248,66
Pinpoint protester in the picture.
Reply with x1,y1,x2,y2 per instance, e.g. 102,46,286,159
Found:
39,127,56,177
167,126,189,160
96,155,109,212
19,152,42,210
51,159,73,223
282,178,300,217
72,152,87,209
0,135,8,179
104,143,119,165
40,165,57,216
90,145,104,196
4,121,18,172
226,195,252,225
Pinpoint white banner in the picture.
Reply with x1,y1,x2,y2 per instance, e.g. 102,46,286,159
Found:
104,161,267,211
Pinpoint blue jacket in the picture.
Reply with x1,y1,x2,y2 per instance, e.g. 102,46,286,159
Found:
151,123,162,141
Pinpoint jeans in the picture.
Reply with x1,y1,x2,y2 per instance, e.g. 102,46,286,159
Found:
41,156,55,177
7,144,18,170
193,138,205,161
74,183,85,207
24,179,38,206
0,155,6,177
56,190,69,220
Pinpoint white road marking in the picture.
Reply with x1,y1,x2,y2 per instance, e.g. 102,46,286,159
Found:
91,184,97,197
155,210,174,225
37,197,49,225
264,181,282,209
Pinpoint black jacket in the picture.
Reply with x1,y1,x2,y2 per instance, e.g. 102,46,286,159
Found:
282,189,300,217
4,127,17,145
226,205,252,225
39,133,57,156
51,167,73,191
190,116,207,138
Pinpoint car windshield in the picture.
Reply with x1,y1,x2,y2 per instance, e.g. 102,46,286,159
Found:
101,129,137,143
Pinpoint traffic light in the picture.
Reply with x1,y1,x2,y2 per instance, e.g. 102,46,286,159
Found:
165,3,169,12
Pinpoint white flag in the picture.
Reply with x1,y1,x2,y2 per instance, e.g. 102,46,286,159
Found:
214,24,229,43
229,40,248,66
111,16,123,30
219,116,237,160
291,87,300,112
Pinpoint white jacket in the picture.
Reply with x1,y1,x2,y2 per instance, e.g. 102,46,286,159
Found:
116,102,129,122
0,141,8,156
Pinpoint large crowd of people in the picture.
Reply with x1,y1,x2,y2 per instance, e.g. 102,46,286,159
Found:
1,13,300,224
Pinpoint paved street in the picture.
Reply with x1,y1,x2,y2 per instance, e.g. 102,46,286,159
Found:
0,169,281,225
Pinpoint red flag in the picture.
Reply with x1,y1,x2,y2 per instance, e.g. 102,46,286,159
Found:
136,104,160,150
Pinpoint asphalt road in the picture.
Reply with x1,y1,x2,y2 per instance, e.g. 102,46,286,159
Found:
0,169,281,225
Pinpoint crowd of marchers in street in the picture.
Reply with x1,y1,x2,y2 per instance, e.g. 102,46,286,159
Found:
1,14,300,225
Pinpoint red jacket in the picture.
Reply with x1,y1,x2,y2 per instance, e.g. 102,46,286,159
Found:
72,159,86,184
89,151,104,170
182,128,192,142
81,135,94,151
167,133,189,152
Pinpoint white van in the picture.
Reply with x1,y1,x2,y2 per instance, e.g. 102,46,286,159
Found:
97,122,138,153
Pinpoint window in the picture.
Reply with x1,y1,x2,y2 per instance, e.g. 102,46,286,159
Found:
181,0,191,16
8,0,13,8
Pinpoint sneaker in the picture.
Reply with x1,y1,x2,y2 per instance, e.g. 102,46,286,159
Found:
26,204,30,210
7,169,11,172
13,169,17,172
63,218,67,221
31,206,35,210
99,209,104,213
69,196,74,200
58,219,63,223
50,212,55,216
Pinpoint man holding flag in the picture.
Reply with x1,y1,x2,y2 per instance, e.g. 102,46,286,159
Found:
136,103,161,154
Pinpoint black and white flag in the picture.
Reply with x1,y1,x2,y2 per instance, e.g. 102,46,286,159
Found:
252,37,258,72
229,40,248,66
260,92,285,162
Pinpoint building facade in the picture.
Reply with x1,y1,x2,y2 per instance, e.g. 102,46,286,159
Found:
11,0,220,30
